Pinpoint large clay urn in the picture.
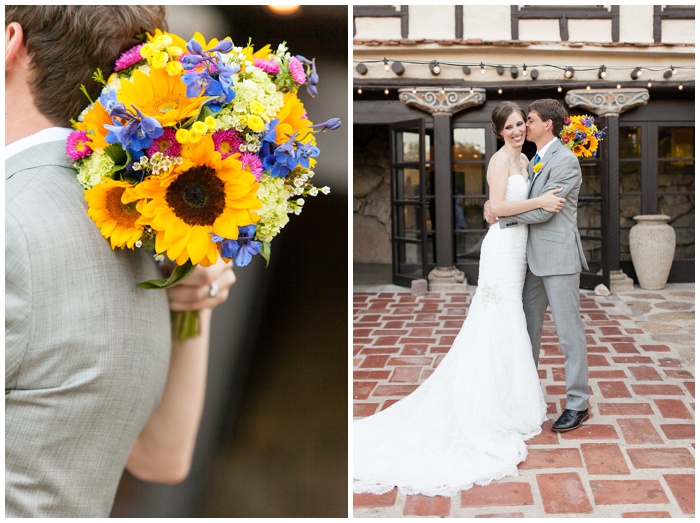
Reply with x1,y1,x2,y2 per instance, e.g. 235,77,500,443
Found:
629,215,676,290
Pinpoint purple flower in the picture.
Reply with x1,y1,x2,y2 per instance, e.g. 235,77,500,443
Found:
212,129,243,159
114,43,145,71
105,104,164,157
288,56,306,84
311,118,341,131
254,57,280,75
146,127,181,157
240,152,263,180
66,130,92,161
211,225,262,267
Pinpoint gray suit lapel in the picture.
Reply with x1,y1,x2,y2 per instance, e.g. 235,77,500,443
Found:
528,139,562,197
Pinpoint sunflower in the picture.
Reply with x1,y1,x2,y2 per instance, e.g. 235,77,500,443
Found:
117,67,207,127
75,100,112,151
85,178,144,249
134,135,261,266
275,91,315,146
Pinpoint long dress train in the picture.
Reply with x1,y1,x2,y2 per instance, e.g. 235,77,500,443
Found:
353,174,548,497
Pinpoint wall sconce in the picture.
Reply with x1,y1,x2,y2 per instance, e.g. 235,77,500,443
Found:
510,66,518,79
429,60,441,76
496,65,505,76
530,69,539,80
462,66,471,75
356,64,368,75
391,61,405,76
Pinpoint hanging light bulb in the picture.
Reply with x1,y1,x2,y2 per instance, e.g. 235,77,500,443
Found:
497,88,503,94
480,62,486,75
630,66,642,80
679,83,684,90
647,81,653,88
586,85,591,90
557,86,562,93
616,83,622,89
469,86,474,93
440,87,445,94
597,65,607,79
429,60,441,76
384,88,389,95
412,87,417,94
564,66,574,79
671,65,677,75
357,87,363,94
383,58,389,72
522,64,528,76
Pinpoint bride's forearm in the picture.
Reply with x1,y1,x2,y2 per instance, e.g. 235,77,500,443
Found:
490,197,541,217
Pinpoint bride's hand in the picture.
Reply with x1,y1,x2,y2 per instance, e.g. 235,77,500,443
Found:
539,188,566,213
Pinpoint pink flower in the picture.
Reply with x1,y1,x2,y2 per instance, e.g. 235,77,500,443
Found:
114,44,145,72
288,56,306,84
212,129,244,159
254,57,280,75
562,136,570,143
146,128,181,157
66,130,92,161
240,152,263,180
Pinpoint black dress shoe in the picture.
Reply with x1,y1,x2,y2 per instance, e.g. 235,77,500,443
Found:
552,408,589,432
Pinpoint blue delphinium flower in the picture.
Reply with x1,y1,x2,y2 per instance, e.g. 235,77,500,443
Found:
296,55,318,98
211,225,262,267
105,104,163,158
311,118,342,132
296,141,320,169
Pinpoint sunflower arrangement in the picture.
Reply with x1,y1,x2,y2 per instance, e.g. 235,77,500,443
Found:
67,30,340,340
559,115,606,160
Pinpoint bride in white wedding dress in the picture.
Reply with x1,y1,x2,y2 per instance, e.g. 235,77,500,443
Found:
353,102,567,497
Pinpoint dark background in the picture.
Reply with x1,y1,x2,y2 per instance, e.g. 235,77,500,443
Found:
111,6,348,518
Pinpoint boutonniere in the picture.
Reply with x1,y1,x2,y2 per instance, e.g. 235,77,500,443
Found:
533,162,543,174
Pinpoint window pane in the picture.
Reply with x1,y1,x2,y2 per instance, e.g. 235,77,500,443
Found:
658,127,694,159
620,127,642,159
395,168,421,199
454,197,486,230
454,231,486,261
396,241,422,278
620,161,642,192
658,160,695,178
620,195,641,228
452,128,485,161
659,194,694,259
396,131,420,162
453,164,486,195
395,204,422,239
580,163,602,196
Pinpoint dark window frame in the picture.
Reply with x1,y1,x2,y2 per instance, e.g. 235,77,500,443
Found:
511,5,620,42
653,5,695,43
353,5,409,38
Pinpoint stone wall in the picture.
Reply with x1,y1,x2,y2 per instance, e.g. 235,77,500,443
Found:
354,125,392,264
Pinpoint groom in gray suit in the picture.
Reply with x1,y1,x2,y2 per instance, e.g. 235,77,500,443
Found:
485,99,589,432
6,6,236,517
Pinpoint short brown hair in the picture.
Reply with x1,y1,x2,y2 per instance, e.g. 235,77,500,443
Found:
528,99,568,137
5,6,167,126
491,101,526,139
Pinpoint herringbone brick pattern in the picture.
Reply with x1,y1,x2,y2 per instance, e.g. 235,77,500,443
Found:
352,290,694,518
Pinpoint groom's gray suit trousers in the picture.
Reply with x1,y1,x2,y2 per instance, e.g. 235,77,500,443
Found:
523,270,589,411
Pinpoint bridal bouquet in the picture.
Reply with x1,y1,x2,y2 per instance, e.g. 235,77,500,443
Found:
559,115,605,159
66,29,340,340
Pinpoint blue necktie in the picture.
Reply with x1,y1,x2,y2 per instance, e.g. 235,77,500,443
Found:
534,153,541,165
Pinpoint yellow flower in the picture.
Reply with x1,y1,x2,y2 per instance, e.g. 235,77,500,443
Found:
134,135,261,266
143,29,188,71
573,145,585,157
85,178,144,249
247,115,265,132
533,162,543,174
275,91,315,146
76,101,111,151
116,67,207,127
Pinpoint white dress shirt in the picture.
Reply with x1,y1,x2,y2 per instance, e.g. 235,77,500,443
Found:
529,136,559,189
5,127,73,162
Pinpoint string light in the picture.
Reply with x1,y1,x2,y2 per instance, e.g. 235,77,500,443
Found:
480,62,486,75
679,83,684,90
357,87,362,94
564,66,575,79
469,86,474,93
630,66,642,80
497,88,503,94
412,87,417,93
671,65,677,75
598,65,607,79
647,81,653,88
586,85,591,90
522,64,528,76
384,88,389,95
383,58,389,72
429,60,441,76
616,83,622,89
557,86,562,92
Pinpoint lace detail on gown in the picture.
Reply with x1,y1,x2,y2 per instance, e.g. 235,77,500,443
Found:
353,175,548,497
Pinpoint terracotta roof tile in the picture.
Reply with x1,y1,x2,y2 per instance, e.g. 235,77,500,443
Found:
353,39,694,49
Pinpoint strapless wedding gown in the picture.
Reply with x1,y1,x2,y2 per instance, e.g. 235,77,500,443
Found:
353,174,548,497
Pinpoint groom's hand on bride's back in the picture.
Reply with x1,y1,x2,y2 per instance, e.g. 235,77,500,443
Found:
483,200,498,225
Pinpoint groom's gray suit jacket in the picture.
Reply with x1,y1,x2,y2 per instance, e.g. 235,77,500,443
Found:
6,141,171,517
500,139,589,275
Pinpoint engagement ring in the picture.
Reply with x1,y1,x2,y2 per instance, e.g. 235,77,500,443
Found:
208,282,219,298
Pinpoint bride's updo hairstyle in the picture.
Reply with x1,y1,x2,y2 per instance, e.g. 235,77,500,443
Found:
491,101,526,140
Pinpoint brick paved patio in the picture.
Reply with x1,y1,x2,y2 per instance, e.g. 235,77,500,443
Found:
352,287,694,518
